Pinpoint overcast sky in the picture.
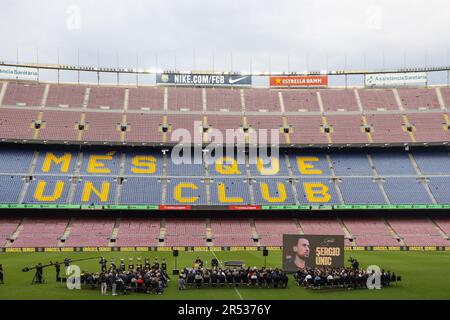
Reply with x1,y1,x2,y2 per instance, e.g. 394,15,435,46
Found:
1,0,449,77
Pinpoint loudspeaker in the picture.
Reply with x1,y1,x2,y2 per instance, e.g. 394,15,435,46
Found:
263,249,269,257
173,249,179,257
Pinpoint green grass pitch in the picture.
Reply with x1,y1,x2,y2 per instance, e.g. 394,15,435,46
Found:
0,250,449,300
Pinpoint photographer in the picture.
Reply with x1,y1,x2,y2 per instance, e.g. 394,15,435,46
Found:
161,258,167,271
54,261,61,282
194,271,203,288
99,257,107,272
194,256,203,268
178,275,186,290
111,271,118,296
119,259,125,272
211,257,219,269
100,272,108,295
35,263,44,284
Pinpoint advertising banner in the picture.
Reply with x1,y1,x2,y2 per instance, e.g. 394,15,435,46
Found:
156,73,252,86
365,72,427,87
282,234,344,272
269,75,328,88
0,66,38,81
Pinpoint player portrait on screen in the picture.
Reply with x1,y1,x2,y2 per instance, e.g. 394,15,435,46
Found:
292,237,310,270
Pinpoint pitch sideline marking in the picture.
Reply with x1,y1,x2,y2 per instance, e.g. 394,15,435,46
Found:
211,250,244,301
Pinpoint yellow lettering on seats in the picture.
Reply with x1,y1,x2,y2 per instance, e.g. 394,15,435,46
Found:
174,183,199,203
215,157,241,175
304,183,331,202
297,157,322,175
42,153,72,173
261,182,286,203
218,183,243,203
257,157,279,175
131,156,156,174
34,181,64,202
87,152,115,173
82,182,110,202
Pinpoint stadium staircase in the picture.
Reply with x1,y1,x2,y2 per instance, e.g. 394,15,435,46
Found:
435,87,446,109
408,153,438,204
58,217,74,247
0,81,7,105
393,88,404,111
367,153,391,204
109,218,121,246
250,219,260,246
5,217,26,247
205,218,213,247
429,218,450,240
338,218,354,243
295,218,305,234
159,219,166,246
326,154,344,204
354,89,364,113
383,218,405,246
115,153,127,204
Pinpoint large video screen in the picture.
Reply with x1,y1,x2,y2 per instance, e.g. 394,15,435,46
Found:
282,234,345,272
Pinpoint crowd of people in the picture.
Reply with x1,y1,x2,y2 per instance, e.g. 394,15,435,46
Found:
80,257,170,295
177,257,288,289
294,262,400,290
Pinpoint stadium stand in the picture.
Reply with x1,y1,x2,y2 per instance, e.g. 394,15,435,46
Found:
164,219,206,246
397,88,441,110
0,148,34,173
115,218,161,247
206,88,241,112
387,218,449,246
341,218,400,246
0,175,24,203
357,89,398,111
2,82,46,107
125,113,164,143
0,80,449,250
64,218,115,247
167,87,203,111
319,89,359,112
11,217,68,247
244,89,281,112
87,87,125,110
46,84,86,108
119,177,162,204
338,178,386,204
82,112,123,142
0,216,448,248
1,81,449,145
23,175,72,204
166,178,207,205
0,218,21,247
127,87,165,111
0,147,449,206
210,219,255,246
0,108,39,140
285,115,329,144
433,218,450,236
282,90,320,112
38,110,81,141
254,219,299,246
